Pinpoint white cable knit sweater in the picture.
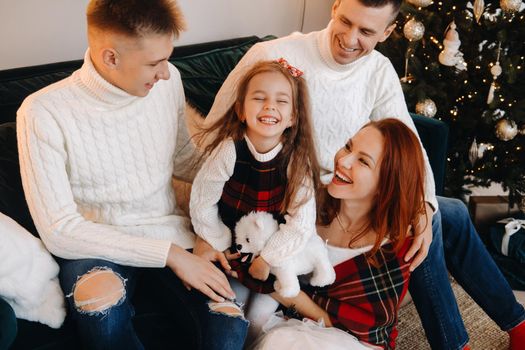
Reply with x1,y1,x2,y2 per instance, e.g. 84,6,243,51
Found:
17,50,196,268
190,136,316,267
207,23,438,211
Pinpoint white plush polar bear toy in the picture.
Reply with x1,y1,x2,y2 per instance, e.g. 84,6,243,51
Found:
234,211,335,298
0,213,66,328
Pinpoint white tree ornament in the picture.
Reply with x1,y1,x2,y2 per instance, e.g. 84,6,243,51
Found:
438,21,467,71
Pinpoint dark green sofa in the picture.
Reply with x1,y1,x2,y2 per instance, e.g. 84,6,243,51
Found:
0,36,448,349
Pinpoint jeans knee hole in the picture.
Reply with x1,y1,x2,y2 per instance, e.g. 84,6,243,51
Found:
207,301,245,319
69,267,127,315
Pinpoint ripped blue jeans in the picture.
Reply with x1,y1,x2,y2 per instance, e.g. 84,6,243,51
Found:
58,258,248,350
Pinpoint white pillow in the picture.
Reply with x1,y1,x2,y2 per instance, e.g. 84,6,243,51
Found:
0,212,66,328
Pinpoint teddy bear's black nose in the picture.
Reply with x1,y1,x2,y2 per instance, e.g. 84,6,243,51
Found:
236,244,243,251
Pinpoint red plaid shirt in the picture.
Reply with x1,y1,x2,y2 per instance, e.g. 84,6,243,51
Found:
305,239,413,349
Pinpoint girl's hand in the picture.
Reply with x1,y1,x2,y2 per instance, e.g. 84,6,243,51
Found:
223,249,241,279
193,236,235,271
166,244,235,302
249,256,271,281
224,249,242,261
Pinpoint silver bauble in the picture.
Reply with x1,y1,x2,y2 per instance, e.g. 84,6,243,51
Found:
415,98,437,118
407,0,433,7
403,19,425,41
500,0,522,12
495,118,518,141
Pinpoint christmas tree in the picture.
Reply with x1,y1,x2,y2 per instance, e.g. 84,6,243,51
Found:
376,0,525,206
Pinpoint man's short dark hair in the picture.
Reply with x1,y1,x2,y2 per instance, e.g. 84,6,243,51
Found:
344,0,402,18
359,0,402,14
87,0,185,38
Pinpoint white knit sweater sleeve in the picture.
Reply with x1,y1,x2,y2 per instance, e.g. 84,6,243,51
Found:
189,139,236,251
17,101,171,267
369,59,438,212
172,71,198,182
260,179,317,267
206,44,271,125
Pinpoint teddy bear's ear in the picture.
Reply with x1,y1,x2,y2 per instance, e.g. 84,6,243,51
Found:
254,216,264,230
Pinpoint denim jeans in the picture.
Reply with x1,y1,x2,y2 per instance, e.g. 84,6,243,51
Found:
0,296,17,350
58,258,248,350
410,196,525,350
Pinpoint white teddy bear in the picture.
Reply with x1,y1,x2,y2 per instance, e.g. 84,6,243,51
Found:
234,211,336,298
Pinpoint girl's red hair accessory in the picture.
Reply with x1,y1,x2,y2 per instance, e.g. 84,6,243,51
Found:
275,58,304,78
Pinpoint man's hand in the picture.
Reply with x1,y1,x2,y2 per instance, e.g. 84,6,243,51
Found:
166,244,235,302
248,256,271,281
405,202,433,271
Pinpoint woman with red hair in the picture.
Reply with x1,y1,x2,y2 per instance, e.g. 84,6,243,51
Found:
256,118,428,350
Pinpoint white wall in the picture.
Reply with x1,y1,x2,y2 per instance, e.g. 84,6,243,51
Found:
0,0,331,70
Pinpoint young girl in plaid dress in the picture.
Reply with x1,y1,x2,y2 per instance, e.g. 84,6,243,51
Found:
189,59,322,340
254,119,427,349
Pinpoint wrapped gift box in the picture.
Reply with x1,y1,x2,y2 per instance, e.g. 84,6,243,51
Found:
488,216,525,263
488,215,525,291
468,196,521,234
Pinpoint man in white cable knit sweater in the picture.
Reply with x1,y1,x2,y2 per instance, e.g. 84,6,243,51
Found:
205,0,525,349
16,1,248,349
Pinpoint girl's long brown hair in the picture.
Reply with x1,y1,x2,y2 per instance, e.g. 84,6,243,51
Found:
317,118,427,264
196,60,320,213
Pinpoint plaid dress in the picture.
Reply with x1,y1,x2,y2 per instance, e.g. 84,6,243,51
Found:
304,239,413,349
218,138,287,293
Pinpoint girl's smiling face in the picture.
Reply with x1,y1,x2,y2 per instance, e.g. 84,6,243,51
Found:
328,125,384,203
241,71,294,152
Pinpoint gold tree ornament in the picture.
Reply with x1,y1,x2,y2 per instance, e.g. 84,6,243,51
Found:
487,43,502,105
415,98,438,118
495,118,518,141
500,0,523,13
403,18,425,41
473,0,485,23
407,0,433,7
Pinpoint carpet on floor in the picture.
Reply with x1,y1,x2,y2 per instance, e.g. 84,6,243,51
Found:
396,280,509,349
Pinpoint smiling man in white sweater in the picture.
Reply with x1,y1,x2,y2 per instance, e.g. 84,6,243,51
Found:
205,0,525,349
16,1,248,349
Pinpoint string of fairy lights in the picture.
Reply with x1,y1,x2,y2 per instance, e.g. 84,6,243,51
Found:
394,0,524,202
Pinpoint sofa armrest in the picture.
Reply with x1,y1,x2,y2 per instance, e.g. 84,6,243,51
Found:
410,113,449,196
